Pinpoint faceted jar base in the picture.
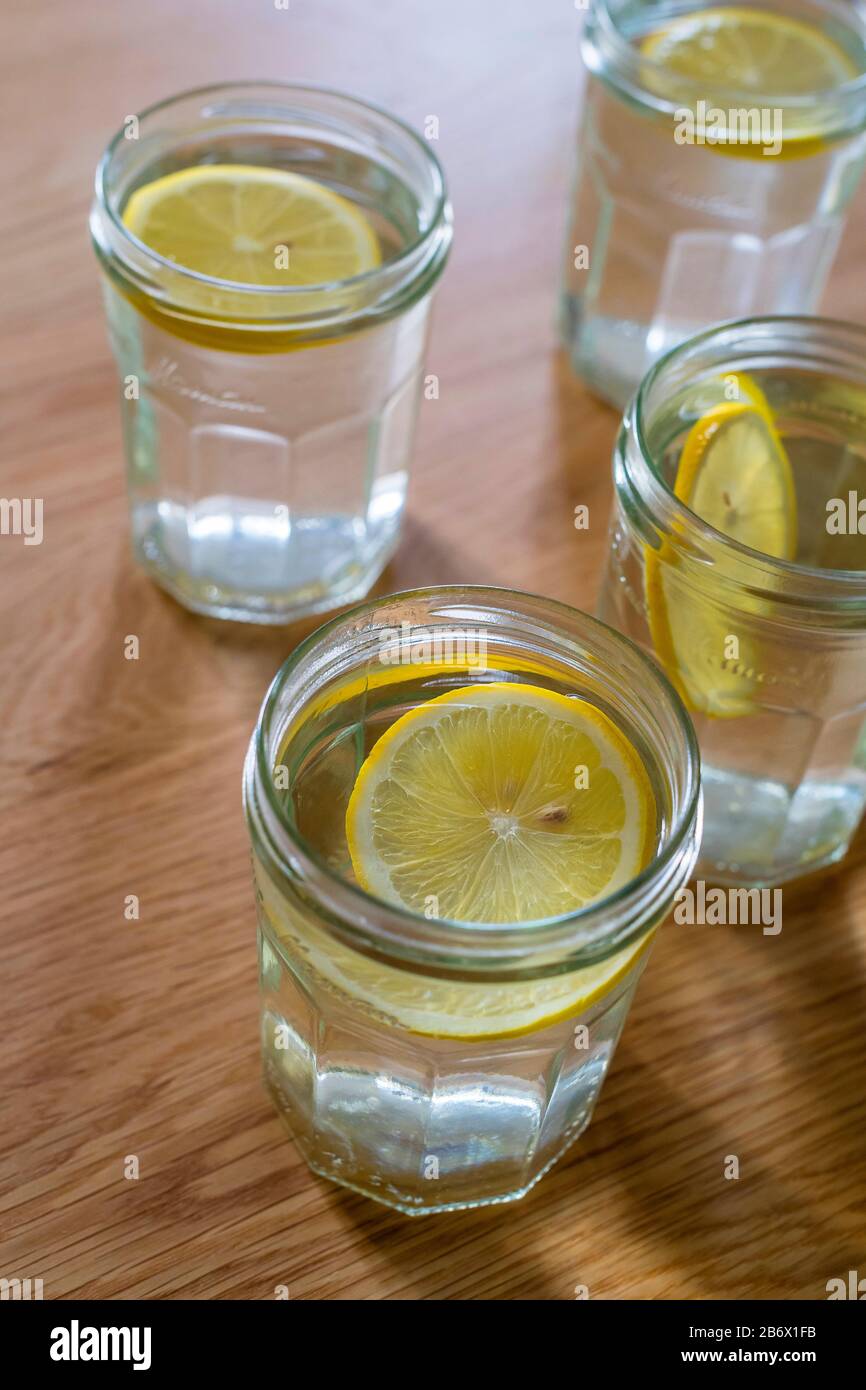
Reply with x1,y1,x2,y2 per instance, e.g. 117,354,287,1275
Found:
696,764,864,887
135,522,398,625
278,1102,591,1216
260,928,643,1216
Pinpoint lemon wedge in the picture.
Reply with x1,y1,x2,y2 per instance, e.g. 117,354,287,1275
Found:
346,683,655,921
122,164,381,288
646,375,797,718
642,7,858,157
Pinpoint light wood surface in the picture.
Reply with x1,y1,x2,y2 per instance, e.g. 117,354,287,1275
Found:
2,0,865,1301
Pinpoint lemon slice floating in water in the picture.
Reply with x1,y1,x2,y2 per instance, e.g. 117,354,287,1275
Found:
646,376,798,718
256,841,658,1039
346,682,655,921
641,7,858,157
642,7,857,94
253,682,660,1040
123,163,381,288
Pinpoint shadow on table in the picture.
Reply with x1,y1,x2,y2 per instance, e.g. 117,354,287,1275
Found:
288,846,866,1300
570,857,866,1298
318,1180,566,1301
327,844,866,1299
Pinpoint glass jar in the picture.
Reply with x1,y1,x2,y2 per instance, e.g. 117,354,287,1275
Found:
90,83,452,623
560,0,866,407
243,586,701,1214
598,315,866,886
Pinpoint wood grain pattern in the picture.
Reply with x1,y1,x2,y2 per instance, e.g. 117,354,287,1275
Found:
2,0,865,1301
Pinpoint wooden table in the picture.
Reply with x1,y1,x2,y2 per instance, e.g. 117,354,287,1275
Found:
3,0,865,1301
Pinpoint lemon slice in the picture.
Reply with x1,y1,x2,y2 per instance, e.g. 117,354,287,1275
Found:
255,846,657,1039
346,682,655,921
257,682,659,1039
674,408,796,559
642,8,857,93
646,376,797,718
642,7,858,156
122,164,381,288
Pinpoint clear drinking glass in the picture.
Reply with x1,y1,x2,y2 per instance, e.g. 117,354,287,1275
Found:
598,316,866,887
90,84,451,623
560,0,866,408
243,587,700,1214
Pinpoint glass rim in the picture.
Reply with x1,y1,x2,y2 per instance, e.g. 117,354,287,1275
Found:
245,585,702,973
93,79,451,301
587,0,866,116
631,314,866,598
